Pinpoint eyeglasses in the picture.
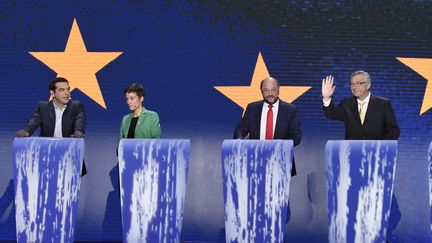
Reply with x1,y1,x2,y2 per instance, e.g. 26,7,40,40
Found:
262,88,279,94
350,82,367,87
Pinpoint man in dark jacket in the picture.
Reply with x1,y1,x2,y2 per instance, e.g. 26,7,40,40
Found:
322,71,399,140
16,77,87,175
322,70,400,239
234,77,302,175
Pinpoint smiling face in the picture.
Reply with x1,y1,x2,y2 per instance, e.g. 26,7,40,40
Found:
260,77,279,104
125,91,144,112
350,74,371,101
51,81,70,106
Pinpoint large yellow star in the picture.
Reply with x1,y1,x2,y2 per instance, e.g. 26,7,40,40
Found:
29,18,122,109
397,57,432,115
214,52,311,113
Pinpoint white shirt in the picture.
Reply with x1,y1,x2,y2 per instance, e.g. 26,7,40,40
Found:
356,92,371,115
260,99,279,140
53,102,67,138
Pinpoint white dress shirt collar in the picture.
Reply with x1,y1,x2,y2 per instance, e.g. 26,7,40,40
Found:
53,101,67,138
357,92,371,104
260,99,280,140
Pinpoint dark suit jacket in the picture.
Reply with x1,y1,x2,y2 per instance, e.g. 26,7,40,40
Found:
234,99,302,176
24,100,87,175
24,100,85,137
323,95,400,140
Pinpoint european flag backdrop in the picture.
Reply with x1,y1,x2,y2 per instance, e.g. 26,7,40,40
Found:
0,1,431,242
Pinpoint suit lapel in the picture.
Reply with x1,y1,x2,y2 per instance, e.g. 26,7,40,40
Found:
123,114,132,138
255,101,264,137
362,95,375,125
136,109,147,135
48,101,56,136
274,101,284,138
350,97,362,125
62,101,72,135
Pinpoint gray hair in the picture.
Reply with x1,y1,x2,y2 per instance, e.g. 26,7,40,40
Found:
350,70,371,83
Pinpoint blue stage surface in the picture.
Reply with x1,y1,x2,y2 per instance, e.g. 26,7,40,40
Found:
0,1,431,242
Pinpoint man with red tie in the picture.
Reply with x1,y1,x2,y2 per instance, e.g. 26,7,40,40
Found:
234,77,302,176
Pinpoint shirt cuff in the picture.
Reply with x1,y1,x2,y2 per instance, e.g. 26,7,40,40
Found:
323,98,332,107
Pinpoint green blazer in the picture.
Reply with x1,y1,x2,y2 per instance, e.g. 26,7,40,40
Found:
120,109,161,139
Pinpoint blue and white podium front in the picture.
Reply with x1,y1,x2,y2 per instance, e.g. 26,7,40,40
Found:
428,142,432,237
325,140,397,243
13,137,84,243
118,139,190,243
221,140,293,243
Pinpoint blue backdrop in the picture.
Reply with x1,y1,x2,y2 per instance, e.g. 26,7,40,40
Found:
0,1,431,242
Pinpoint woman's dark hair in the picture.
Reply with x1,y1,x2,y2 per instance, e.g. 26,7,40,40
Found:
124,83,145,98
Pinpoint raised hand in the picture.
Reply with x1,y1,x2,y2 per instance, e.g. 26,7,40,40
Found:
322,75,336,100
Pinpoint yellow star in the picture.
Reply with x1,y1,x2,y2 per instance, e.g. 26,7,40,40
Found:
214,52,311,113
29,18,122,109
397,57,432,115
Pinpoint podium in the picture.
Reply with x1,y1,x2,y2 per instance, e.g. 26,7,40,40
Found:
12,137,84,243
221,140,293,243
429,142,432,236
325,140,397,243
118,139,190,243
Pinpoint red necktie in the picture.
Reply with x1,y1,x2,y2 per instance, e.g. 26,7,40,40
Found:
265,104,273,140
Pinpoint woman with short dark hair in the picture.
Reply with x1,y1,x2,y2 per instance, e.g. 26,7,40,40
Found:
120,83,161,139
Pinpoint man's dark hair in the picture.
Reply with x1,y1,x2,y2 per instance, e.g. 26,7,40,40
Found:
49,77,69,91
124,83,145,98
260,77,280,90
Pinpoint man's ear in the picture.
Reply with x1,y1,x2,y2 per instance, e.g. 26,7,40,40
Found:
50,90,54,97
